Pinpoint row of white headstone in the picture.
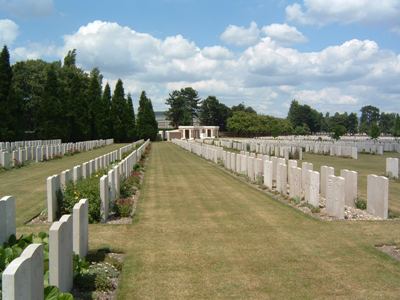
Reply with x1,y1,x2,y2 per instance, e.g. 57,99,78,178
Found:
46,140,145,222
1,196,89,299
99,140,150,222
173,139,389,219
0,139,114,169
0,139,61,151
213,138,360,159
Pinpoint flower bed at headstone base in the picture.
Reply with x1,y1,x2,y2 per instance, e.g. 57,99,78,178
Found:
29,143,149,225
0,233,124,300
107,143,150,224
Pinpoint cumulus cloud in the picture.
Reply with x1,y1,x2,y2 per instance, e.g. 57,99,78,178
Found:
11,20,400,114
0,19,18,46
220,21,260,47
202,46,233,60
12,43,58,61
292,88,358,105
262,23,307,45
0,0,54,17
286,0,400,25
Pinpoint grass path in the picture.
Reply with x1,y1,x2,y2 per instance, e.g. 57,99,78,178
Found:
86,142,400,299
0,143,126,226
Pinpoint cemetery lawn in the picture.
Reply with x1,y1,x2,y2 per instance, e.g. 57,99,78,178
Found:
301,152,400,215
88,142,400,299
0,143,127,226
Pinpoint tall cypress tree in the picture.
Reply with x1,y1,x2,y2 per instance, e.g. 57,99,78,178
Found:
37,65,63,139
137,91,158,141
87,68,103,139
102,83,112,138
127,93,136,140
111,79,127,142
0,46,13,139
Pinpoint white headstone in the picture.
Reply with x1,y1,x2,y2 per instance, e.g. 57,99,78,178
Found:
49,214,73,292
100,175,109,223
0,196,16,245
326,175,345,219
340,169,358,207
320,166,334,198
263,160,273,190
73,199,88,258
367,175,388,219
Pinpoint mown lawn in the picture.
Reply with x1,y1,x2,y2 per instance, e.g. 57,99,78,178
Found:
84,143,400,299
0,143,126,226
301,152,400,214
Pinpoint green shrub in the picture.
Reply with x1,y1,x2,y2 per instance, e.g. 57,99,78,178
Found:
62,170,107,223
355,198,367,210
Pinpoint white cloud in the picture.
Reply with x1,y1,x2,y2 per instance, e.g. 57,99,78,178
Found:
12,43,57,61
292,88,358,105
286,0,400,25
262,23,307,45
0,19,18,46
202,46,233,60
0,0,54,17
161,35,198,59
220,21,260,47
9,20,400,115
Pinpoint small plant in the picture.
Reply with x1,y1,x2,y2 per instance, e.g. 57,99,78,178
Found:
355,198,367,210
291,196,301,205
120,174,140,199
300,202,320,213
115,198,134,217
44,286,73,299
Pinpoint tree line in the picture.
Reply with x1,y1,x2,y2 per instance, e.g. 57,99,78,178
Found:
165,88,400,138
0,46,158,142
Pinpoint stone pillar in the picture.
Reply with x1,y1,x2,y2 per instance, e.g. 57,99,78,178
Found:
367,175,388,219
306,171,320,207
47,175,60,222
326,175,345,219
0,196,16,245
73,199,88,258
320,166,334,198
386,157,399,179
100,175,109,223
340,169,358,207
49,214,73,292
263,160,273,190
289,167,302,199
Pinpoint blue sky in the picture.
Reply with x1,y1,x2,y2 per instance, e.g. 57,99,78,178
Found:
0,0,399,116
